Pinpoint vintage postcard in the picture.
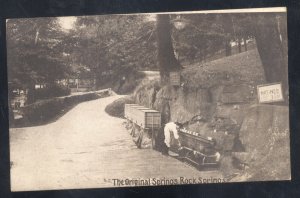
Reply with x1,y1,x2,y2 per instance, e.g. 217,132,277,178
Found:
7,7,290,191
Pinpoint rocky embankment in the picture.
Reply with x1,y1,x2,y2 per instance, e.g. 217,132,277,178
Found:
133,49,290,181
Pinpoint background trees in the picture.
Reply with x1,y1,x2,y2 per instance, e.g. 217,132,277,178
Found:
7,18,71,103
65,14,157,91
7,12,288,102
7,18,70,86
171,14,225,64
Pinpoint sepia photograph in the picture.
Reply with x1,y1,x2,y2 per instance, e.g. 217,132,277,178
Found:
7,7,290,191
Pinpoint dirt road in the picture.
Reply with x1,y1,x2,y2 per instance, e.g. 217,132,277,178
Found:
10,95,222,191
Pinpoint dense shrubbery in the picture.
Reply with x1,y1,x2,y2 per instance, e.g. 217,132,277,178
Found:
105,96,135,118
23,98,65,123
34,84,71,101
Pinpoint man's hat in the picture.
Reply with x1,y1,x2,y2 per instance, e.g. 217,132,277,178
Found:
174,122,183,128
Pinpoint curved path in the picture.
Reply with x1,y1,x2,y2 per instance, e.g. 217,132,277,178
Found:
10,95,222,191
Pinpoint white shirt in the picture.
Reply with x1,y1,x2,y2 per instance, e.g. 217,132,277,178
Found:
164,122,179,147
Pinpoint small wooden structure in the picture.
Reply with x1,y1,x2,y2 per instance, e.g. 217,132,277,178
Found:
125,104,161,129
124,104,161,149
124,104,143,120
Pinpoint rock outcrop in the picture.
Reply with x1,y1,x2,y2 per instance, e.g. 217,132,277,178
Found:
132,50,290,181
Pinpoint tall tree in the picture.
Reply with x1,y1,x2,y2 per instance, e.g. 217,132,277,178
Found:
7,18,71,103
156,14,182,84
253,13,288,101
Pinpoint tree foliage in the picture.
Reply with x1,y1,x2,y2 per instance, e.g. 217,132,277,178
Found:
7,18,71,88
67,14,157,87
171,14,226,63
7,12,288,101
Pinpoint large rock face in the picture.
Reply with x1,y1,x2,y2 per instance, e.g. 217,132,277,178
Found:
233,105,290,181
135,83,255,151
132,50,290,181
134,82,290,181
239,105,289,153
168,87,214,123
220,84,256,104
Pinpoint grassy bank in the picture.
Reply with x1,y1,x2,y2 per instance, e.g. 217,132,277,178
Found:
105,96,135,118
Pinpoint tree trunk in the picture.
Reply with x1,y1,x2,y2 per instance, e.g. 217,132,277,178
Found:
225,38,232,56
157,14,182,85
254,14,288,103
238,38,242,53
26,83,36,104
243,37,248,51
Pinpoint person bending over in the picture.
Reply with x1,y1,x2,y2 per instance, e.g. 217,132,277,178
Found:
164,121,182,156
